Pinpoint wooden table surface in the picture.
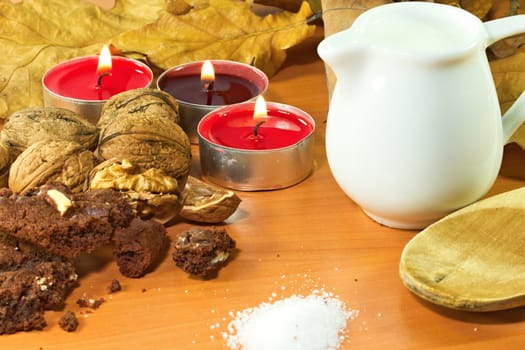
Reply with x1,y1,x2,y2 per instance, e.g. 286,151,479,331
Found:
2,6,525,350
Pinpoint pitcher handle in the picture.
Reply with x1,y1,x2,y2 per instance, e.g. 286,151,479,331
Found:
485,15,525,142
485,15,525,46
500,91,525,143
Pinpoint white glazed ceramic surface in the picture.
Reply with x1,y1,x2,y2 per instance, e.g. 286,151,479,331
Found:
318,2,525,229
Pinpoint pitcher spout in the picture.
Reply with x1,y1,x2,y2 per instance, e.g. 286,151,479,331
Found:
317,28,363,73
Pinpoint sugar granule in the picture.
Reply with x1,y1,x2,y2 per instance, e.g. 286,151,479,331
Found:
222,291,358,350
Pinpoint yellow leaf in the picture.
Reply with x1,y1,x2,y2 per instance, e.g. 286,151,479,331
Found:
111,0,315,77
0,0,165,119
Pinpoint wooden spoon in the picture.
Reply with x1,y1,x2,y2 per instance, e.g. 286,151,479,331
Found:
399,186,525,312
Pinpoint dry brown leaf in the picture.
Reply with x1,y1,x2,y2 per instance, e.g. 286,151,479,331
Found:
253,0,321,12
165,0,193,15
0,0,315,120
488,1,525,149
490,49,525,149
436,0,493,19
111,0,315,78
487,0,525,59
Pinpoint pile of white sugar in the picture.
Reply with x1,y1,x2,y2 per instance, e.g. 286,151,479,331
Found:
222,291,358,350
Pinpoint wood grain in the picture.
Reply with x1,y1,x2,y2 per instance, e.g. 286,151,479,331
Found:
1,4,525,349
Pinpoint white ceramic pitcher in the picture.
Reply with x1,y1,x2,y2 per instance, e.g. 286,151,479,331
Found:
317,2,525,230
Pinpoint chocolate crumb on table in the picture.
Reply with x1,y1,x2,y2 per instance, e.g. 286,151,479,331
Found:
113,218,168,278
107,279,122,293
172,227,236,278
59,311,79,332
76,297,105,309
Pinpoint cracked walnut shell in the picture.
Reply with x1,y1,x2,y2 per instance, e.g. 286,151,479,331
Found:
180,176,241,224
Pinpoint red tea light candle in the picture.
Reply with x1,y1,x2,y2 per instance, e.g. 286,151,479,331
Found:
157,60,268,144
42,45,153,124
198,96,316,191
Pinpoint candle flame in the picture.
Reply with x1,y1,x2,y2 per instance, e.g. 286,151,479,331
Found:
200,60,215,87
253,95,267,121
97,45,112,75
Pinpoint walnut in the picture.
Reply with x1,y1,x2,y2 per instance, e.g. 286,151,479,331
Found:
8,140,97,193
97,100,191,187
87,158,183,224
1,106,99,158
97,88,181,131
179,176,241,224
0,143,10,188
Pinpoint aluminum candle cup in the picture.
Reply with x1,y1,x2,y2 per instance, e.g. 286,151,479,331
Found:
42,55,153,125
157,60,269,144
197,100,316,191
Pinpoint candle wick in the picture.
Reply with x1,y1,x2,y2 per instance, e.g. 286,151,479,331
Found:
203,81,214,91
97,72,111,86
203,81,214,105
253,120,266,137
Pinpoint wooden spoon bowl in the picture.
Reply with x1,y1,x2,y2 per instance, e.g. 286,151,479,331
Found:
400,187,525,312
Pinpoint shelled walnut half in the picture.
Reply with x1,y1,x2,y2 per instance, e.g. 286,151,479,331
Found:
87,159,183,224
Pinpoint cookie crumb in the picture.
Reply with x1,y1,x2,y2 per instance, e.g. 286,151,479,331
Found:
173,227,235,278
59,310,79,332
107,279,122,293
77,297,105,309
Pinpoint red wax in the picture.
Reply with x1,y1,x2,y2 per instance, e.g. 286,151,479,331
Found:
199,103,315,150
158,73,259,105
43,56,153,101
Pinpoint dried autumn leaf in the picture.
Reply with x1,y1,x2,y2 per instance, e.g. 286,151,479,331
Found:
252,0,321,12
111,0,315,77
490,50,525,149
436,0,493,19
0,0,164,119
487,0,525,58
